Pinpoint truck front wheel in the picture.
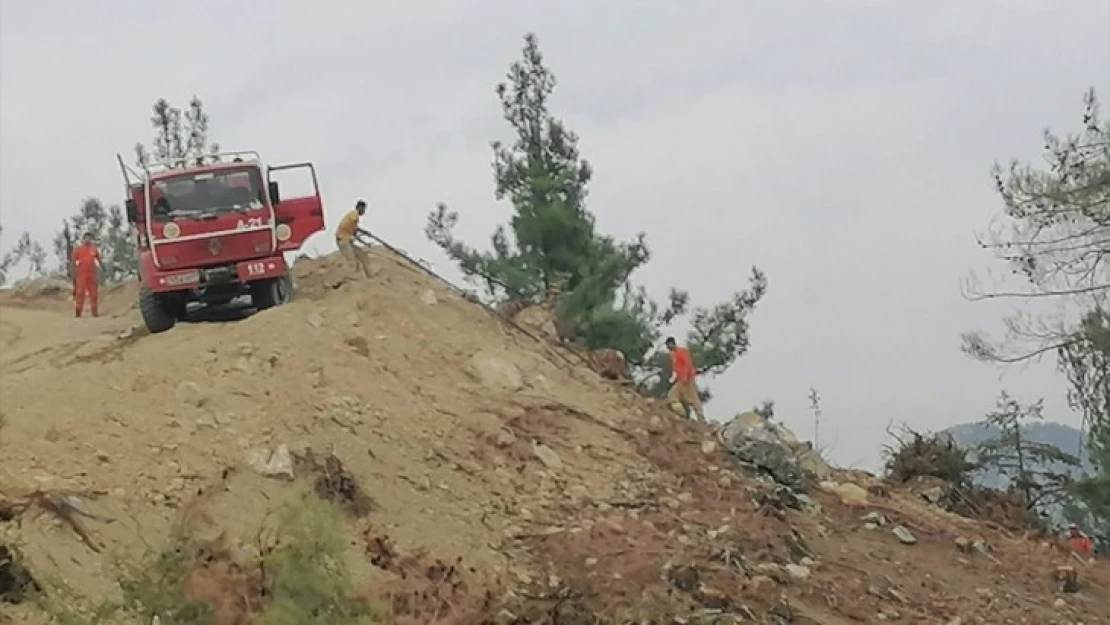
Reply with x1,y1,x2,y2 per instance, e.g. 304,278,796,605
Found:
139,287,177,334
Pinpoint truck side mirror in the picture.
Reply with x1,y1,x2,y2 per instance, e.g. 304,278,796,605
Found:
268,181,281,205
125,199,138,223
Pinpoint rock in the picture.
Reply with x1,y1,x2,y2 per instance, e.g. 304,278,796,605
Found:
646,416,665,435
955,537,972,552
95,451,110,463
819,481,869,506
420,289,438,306
494,429,516,447
245,444,295,480
719,413,814,489
862,511,887,526
1054,598,1067,609
587,348,629,381
920,485,947,505
305,311,325,328
468,352,524,392
175,381,206,407
531,441,562,470
784,564,811,581
700,440,718,455
891,525,917,545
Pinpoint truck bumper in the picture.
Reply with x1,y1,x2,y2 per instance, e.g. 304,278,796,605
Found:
145,255,288,293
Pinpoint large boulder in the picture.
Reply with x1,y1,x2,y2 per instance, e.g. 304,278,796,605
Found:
718,412,831,489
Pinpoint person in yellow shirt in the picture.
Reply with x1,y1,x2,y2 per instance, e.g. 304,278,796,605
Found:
336,200,372,277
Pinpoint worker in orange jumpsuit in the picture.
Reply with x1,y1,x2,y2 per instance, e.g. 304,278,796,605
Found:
335,199,372,277
71,232,103,318
1068,524,1094,556
665,337,706,422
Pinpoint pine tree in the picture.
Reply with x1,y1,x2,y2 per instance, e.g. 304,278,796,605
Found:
977,391,1082,510
427,33,766,400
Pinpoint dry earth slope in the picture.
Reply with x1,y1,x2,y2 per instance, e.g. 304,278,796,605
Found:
0,249,1106,625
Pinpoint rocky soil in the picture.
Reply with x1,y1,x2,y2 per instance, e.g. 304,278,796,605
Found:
0,250,1106,624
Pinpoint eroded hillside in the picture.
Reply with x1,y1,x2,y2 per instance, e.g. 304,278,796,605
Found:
0,250,1107,625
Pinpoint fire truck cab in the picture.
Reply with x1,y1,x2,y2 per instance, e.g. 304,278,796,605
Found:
118,150,325,334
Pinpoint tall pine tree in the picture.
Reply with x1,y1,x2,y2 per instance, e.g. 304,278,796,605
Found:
967,89,1110,540
427,33,766,401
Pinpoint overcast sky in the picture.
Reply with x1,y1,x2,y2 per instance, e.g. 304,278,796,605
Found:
2,1,1108,467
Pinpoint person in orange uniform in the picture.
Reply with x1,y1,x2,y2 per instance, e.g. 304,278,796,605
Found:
1068,524,1094,556
336,199,372,277
71,232,103,318
665,337,706,422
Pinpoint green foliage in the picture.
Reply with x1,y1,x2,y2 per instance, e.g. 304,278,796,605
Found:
255,491,381,625
427,33,766,400
51,198,137,284
0,224,49,286
35,546,213,625
977,391,1082,509
963,89,1110,363
134,96,221,167
883,426,978,486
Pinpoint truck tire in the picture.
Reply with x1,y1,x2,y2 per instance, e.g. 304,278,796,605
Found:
139,287,177,334
250,275,291,311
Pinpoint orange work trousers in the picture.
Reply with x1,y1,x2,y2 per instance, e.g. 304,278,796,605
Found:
74,273,99,317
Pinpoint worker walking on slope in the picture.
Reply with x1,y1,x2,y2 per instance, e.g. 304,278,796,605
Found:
71,232,103,318
336,199,373,278
665,337,706,422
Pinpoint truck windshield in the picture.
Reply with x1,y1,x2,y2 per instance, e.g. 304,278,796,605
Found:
150,169,265,220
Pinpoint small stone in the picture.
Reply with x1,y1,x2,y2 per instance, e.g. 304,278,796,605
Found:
891,525,917,545
955,537,972,552
495,429,516,448
784,564,811,581
531,442,562,470
862,512,886,526
305,311,325,328
420,289,438,305
920,486,946,504
700,440,718,454
584,557,598,567
95,451,111,463
676,492,695,503
174,381,206,407
646,416,665,435
1054,598,1067,609
111,488,126,498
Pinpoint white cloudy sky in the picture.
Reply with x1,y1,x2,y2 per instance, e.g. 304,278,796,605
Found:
2,1,1108,467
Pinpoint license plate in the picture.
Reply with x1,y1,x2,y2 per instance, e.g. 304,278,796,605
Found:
165,271,200,286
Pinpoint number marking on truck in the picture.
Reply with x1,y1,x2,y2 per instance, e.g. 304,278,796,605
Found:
237,217,265,230
246,262,267,277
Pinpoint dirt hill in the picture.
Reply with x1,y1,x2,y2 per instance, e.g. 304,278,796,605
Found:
1,250,1107,625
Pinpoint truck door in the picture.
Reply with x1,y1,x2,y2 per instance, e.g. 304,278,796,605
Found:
268,162,326,252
